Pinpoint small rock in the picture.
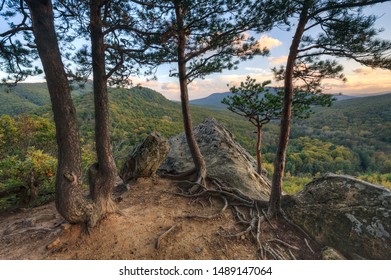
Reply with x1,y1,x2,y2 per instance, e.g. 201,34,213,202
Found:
47,238,61,250
194,247,202,253
322,247,346,260
120,132,169,183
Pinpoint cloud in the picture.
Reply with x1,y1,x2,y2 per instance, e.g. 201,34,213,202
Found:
219,71,277,88
257,35,283,50
324,68,391,95
352,67,374,75
244,67,270,75
268,56,288,66
161,82,179,91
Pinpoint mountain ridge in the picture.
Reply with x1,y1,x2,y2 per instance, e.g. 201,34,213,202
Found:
0,83,390,177
189,89,367,110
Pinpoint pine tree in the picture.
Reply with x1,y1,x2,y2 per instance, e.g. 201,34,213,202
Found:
222,76,333,175
267,0,391,217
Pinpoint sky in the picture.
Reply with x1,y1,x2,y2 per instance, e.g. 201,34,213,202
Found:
3,1,391,101
129,2,391,101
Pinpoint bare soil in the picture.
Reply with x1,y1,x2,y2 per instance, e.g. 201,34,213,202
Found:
0,178,322,260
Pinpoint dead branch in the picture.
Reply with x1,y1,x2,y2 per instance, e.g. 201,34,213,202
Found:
304,238,315,254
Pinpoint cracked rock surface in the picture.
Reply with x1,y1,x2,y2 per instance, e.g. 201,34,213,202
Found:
159,118,271,200
283,173,391,259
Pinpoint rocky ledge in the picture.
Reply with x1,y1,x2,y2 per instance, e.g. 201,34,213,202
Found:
283,173,391,259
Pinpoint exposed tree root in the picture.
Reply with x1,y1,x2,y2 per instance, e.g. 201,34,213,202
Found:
185,196,228,220
160,168,197,181
161,167,207,192
164,176,316,260
268,238,299,251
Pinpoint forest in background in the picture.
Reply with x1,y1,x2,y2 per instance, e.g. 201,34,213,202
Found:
0,83,390,210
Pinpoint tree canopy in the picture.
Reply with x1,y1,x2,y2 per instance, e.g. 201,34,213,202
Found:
222,75,333,174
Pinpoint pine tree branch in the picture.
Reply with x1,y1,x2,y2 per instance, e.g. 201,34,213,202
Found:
310,0,390,18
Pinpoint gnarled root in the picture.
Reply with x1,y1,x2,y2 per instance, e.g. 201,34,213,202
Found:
161,166,207,191
166,176,314,260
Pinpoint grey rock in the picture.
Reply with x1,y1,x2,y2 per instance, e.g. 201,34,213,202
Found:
322,247,347,260
283,173,391,259
159,118,271,200
120,132,170,183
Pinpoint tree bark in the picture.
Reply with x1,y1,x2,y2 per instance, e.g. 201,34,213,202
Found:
175,2,207,184
25,0,92,223
268,1,310,217
256,125,263,175
89,0,118,225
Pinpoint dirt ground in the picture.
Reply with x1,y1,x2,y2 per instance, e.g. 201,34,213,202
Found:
0,178,322,260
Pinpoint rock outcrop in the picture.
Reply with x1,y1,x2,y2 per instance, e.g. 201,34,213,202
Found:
159,118,271,200
120,132,170,183
283,173,391,259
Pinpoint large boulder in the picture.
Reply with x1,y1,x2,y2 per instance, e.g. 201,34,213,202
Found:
283,173,391,259
120,132,170,183
159,118,271,200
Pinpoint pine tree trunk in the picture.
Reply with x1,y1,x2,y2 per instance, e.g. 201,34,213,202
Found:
268,2,310,218
175,3,207,183
256,126,263,175
26,0,92,223
89,0,117,225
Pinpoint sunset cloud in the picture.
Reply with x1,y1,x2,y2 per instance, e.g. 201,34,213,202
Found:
352,67,374,75
257,35,283,50
324,68,391,95
244,67,270,75
161,82,179,91
268,56,288,66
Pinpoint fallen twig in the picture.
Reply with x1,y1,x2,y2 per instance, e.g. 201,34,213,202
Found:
289,249,297,260
155,224,179,250
304,238,315,254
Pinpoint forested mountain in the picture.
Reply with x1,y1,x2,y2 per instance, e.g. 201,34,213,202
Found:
189,92,232,110
1,83,390,176
0,84,390,209
0,83,91,116
189,89,357,110
290,93,391,174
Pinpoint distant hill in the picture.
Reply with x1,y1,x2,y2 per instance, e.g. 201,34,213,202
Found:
0,82,91,116
294,92,391,143
0,83,50,115
190,89,357,110
190,92,232,110
70,87,256,159
332,94,358,101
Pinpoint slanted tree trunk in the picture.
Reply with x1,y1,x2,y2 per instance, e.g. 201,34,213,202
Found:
89,0,118,225
268,1,310,218
256,125,263,175
174,3,207,184
26,0,92,223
